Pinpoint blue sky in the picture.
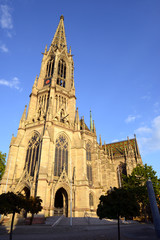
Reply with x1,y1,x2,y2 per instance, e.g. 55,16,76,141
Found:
0,0,160,177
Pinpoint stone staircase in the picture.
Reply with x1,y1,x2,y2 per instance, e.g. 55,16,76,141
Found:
45,215,64,226
45,215,117,226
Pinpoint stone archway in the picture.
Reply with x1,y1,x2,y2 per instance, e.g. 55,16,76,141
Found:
54,188,68,217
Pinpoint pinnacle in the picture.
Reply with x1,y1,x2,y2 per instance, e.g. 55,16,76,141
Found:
51,15,67,51
60,15,64,20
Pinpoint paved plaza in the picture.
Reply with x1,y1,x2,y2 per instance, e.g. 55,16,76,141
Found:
0,216,159,240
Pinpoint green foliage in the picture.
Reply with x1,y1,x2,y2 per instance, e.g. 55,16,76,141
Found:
97,187,140,220
0,192,25,215
0,151,6,180
25,196,42,225
97,187,140,240
0,192,26,240
0,192,43,238
25,196,42,215
122,164,160,221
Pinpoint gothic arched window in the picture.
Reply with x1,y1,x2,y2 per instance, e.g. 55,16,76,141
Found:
86,142,92,184
54,135,68,176
89,193,94,207
87,164,92,183
24,133,40,177
57,59,66,88
86,143,91,161
46,57,55,78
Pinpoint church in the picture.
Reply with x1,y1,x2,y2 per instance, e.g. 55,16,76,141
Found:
0,16,142,218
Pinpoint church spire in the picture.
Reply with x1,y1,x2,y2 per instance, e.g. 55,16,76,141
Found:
51,15,67,52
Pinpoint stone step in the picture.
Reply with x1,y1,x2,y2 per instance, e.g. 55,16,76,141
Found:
55,216,117,226
45,215,64,226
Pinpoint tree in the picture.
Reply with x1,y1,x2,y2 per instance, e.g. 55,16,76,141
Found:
122,164,160,221
0,192,26,240
25,196,42,225
0,151,6,180
0,192,43,239
97,187,140,240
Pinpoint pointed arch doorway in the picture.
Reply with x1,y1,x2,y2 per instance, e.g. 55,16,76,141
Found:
54,188,68,217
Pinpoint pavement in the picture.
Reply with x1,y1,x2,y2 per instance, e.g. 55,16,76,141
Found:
0,216,159,240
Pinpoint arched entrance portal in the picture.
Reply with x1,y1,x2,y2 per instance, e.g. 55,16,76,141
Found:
54,188,68,217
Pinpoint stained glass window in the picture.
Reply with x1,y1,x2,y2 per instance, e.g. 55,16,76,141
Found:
87,164,92,183
86,143,91,161
86,142,92,184
54,135,68,176
24,133,40,177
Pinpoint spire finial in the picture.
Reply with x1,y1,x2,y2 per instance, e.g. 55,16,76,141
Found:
60,15,64,20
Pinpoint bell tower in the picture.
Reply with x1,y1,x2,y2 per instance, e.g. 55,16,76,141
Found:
27,15,75,126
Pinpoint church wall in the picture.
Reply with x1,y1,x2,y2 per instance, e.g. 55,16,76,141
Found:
15,145,26,179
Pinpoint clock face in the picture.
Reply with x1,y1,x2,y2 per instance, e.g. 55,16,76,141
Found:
44,79,51,86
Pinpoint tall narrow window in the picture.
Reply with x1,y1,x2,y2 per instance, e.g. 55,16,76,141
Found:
86,143,91,161
24,133,40,177
46,57,55,78
87,164,92,183
86,142,92,184
54,135,68,176
57,59,66,88
89,193,94,207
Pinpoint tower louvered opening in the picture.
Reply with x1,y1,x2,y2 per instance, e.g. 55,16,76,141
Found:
46,57,55,78
57,59,66,88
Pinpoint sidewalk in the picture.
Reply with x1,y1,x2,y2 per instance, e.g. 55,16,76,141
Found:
0,217,159,240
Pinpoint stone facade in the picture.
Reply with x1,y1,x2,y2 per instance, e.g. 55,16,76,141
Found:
0,16,142,217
